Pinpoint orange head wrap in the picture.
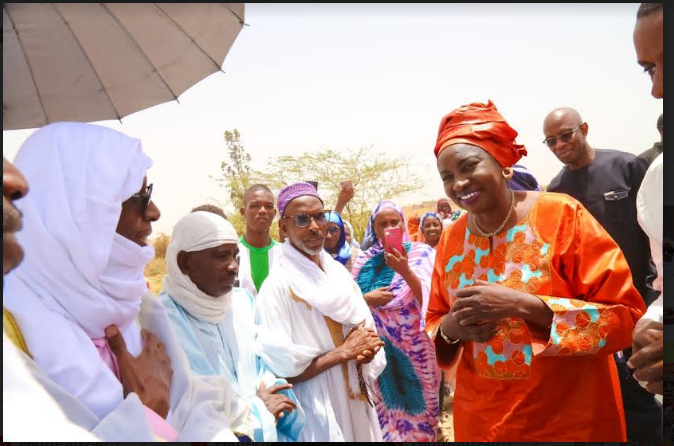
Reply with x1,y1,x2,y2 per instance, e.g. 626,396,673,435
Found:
434,100,527,168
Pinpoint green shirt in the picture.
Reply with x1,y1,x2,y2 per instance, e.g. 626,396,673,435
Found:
239,236,277,292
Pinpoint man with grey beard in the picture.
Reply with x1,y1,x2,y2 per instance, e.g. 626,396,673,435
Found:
255,182,387,442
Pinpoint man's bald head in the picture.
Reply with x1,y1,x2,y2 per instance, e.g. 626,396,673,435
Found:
544,108,584,129
543,107,592,170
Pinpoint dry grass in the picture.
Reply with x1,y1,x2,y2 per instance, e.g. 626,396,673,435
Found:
153,233,171,259
437,391,455,441
144,234,169,295
144,256,166,295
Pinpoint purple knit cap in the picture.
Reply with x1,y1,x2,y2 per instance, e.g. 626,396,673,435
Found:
277,182,323,217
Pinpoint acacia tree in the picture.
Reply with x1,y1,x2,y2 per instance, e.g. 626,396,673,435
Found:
215,131,423,240
216,129,253,210
256,147,422,240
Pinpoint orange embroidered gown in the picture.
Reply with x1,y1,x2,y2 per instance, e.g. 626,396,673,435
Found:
425,193,646,441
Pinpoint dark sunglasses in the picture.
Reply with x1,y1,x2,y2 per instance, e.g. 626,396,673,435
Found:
128,183,153,213
543,125,582,148
283,210,332,228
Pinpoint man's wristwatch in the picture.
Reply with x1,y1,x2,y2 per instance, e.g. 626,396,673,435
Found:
439,324,461,345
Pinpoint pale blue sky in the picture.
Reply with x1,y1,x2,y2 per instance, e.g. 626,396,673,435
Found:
3,3,662,236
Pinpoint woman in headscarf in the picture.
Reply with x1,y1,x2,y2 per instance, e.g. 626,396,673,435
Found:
437,198,461,228
343,219,360,248
426,101,646,441
343,219,363,271
419,212,443,249
3,122,248,441
352,201,440,442
407,214,422,242
437,198,452,219
159,211,305,442
324,211,354,271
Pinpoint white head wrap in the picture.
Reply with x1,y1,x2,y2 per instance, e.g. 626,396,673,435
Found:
163,211,239,323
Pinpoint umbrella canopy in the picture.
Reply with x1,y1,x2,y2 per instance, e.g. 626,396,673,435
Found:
3,3,245,130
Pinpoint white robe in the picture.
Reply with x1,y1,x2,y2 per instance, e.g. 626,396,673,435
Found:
3,334,103,441
255,242,385,442
637,154,665,322
3,293,252,442
160,288,305,442
635,154,664,403
138,291,251,441
3,122,248,441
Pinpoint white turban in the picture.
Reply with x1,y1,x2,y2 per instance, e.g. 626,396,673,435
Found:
163,211,239,323
4,122,154,418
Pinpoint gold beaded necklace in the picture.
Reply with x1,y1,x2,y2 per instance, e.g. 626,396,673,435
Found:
472,189,515,237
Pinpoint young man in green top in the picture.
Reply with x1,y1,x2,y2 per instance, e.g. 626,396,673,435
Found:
238,185,283,297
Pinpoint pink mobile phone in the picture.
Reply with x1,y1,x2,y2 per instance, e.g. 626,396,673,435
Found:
384,227,404,255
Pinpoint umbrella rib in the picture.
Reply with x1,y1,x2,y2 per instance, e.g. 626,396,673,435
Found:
220,3,247,26
101,3,179,102
4,4,50,126
50,3,123,121
153,3,223,73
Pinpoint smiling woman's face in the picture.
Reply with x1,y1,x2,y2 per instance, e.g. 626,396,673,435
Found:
421,216,442,246
436,143,505,215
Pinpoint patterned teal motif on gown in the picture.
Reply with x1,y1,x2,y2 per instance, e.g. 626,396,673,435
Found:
377,337,427,415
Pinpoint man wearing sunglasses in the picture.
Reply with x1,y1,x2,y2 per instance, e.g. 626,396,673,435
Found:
545,108,654,305
255,182,387,442
3,140,166,440
4,123,248,441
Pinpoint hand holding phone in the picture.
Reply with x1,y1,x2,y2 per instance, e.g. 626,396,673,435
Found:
384,227,404,255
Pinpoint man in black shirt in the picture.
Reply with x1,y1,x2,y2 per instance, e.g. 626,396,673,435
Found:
545,107,654,303
545,106,660,441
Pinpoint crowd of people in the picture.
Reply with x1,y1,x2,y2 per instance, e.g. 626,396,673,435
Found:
2,3,665,442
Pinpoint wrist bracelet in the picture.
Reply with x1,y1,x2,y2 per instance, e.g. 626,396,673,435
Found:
439,324,461,345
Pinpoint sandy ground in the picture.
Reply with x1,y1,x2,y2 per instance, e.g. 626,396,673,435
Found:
437,387,455,441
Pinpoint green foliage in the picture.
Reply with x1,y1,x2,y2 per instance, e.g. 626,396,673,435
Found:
216,129,254,209
256,147,422,240
215,131,423,242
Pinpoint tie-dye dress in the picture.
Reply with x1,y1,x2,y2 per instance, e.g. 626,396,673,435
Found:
353,241,441,442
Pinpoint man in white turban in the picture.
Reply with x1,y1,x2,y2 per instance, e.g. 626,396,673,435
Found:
159,210,305,442
4,122,248,441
